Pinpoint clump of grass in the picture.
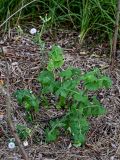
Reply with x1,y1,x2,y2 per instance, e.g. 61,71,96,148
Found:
0,0,116,47
79,0,116,45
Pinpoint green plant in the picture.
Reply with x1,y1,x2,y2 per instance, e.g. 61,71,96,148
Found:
16,124,31,141
14,45,112,146
33,14,51,49
37,45,112,146
14,89,39,121
0,0,116,49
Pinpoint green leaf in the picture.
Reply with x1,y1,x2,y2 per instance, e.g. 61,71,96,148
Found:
47,45,64,71
71,68,81,76
83,96,106,117
100,76,112,88
45,119,65,142
65,107,89,145
13,89,31,105
73,134,86,147
45,128,59,142
50,45,63,61
16,124,31,141
81,68,112,90
60,67,81,79
14,89,39,112
82,73,100,91
73,92,89,105
47,60,55,71
56,96,66,109
90,96,106,116
37,70,54,85
42,84,55,94
59,68,73,79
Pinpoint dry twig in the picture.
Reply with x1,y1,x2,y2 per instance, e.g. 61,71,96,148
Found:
0,47,29,160
111,0,120,69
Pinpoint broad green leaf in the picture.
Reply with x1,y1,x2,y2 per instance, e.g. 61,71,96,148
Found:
60,67,81,79
73,92,89,105
49,45,63,61
81,68,112,90
14,89,39,112
100,76,112,88
83,96,106,117
37,70,54,85
81,73,100,90
59,68,73,79
13,89,31,105
47,45,64,71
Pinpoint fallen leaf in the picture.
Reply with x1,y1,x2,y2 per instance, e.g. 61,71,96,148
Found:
0,80,4,85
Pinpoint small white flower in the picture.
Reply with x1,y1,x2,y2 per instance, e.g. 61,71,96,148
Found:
30,28,37,35
8,142,15,149
23,140,28,147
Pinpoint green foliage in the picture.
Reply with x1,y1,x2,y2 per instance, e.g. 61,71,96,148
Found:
37,47,112,146
59,67,81,79
14,45,112,146
14,89,39,120
37,70,58,94
0,0,116,47
16,124,31,141
37,70,54,86
81,68,112,90
47,45,64,71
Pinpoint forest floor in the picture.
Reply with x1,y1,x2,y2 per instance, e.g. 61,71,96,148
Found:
0,28,120,160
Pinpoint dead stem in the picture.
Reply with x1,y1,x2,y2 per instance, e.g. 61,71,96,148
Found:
0,47,29,160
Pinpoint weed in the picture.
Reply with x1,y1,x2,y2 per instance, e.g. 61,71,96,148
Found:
16,124,31,141
37,45,112,146
0,0,116,47
14,89,39,121
14,45,112,146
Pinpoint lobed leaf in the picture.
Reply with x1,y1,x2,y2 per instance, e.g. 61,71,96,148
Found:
47,45,64,71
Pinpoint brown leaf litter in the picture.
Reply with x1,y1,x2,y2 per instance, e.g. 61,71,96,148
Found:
0,29,120,160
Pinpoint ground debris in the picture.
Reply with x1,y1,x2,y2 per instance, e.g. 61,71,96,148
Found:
0,29,120,160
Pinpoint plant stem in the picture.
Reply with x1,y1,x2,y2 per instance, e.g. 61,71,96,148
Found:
1,47,29,160
111,0,120,69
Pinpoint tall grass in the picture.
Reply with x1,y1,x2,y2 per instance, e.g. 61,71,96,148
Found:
0,0,116,45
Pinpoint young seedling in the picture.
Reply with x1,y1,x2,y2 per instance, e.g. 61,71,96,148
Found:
14,45,112,147
37,45,112,146
14,89,39,121
16,124,31,141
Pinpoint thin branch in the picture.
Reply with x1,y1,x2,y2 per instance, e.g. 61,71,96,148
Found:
0,0,37,28
0,47,29,160
111,0,120,69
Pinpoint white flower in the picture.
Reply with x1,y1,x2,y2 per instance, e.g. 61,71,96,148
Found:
8,142,15,149
30,28,37,35
23,140,28,147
